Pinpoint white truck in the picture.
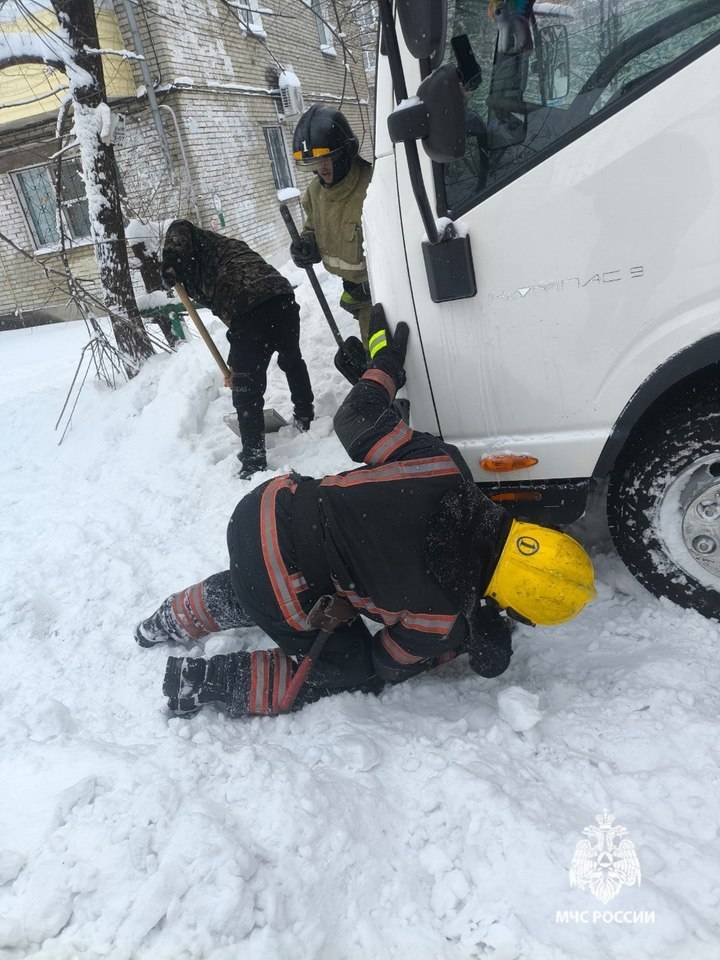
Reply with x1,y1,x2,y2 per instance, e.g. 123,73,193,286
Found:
363,0,720,618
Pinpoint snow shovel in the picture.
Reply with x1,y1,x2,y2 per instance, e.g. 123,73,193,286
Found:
174,282,287,433
279,203,367,385
278,594,357,713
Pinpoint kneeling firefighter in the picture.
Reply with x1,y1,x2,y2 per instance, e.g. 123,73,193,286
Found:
290,105,373,350
136,306,596,717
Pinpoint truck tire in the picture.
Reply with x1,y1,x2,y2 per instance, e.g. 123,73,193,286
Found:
607,399,720,619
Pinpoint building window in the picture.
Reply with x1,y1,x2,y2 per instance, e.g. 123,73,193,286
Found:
235,0,265,36
263,126,295,190
11,159,92,248
309,0,335,54
356,1,378,74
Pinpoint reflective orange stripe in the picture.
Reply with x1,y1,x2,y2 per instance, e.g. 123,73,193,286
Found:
402,612,458,635
272,650,291,713
289,572,308,593
366,420,413,465
260,477,309,632
172,589,206,639
250,651,270,714
380,629,424,665
335,588,457,638
321,455,461,489
362,368,397,398
188,583,221,634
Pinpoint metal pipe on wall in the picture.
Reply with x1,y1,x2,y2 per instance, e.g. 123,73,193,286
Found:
158,104,203,226
120,0,175,182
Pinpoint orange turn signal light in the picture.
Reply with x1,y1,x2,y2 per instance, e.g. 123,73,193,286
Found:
479,454,539,473
490,491,542,503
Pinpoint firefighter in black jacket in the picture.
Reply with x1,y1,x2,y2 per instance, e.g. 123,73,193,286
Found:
161,219,315,479
136,307,596,717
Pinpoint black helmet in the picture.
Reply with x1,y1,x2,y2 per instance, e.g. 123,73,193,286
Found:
293,104,359,184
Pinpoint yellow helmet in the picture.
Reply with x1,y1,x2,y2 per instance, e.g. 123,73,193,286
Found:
485,521,596,626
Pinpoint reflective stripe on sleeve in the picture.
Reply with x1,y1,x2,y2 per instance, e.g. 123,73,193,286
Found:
320,455,461,489
368,330,387,358
366,420,413,465
361,368,396,399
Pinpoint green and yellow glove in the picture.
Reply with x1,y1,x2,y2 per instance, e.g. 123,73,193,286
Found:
367,304,409,387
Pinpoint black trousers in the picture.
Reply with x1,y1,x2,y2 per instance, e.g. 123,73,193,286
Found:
226,481,378,693
156,478,380,711
228,295,314,466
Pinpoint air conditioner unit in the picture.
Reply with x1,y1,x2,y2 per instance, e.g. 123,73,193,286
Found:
279,68,304,118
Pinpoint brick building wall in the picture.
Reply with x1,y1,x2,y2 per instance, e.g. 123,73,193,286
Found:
0,0,373,327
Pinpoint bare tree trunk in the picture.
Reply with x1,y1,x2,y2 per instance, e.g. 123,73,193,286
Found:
53,0,153,367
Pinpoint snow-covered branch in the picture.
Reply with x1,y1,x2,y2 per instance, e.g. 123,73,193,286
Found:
83,45,145,60
0,29,69,71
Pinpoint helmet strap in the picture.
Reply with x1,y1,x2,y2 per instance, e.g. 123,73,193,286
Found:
331,149,353,184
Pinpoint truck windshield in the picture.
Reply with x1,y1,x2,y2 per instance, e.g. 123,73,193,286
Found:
442,0,720,215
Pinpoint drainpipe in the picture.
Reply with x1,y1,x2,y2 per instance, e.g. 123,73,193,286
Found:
158,104,202,227
121,0,175,182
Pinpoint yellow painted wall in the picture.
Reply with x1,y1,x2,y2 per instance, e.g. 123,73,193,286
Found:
0,3,136,128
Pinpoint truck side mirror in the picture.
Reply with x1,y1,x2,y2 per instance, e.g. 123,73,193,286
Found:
396,0,447,68
387,63,466,164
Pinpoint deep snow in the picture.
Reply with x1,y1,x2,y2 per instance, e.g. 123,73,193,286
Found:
2,267,720,960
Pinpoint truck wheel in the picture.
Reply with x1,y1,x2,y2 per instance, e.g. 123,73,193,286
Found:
607,399,720,619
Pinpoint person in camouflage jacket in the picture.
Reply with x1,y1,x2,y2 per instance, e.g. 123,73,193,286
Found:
161,219,314,478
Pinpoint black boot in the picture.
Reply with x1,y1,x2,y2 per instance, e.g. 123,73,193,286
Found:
236,448,267,480
135,597,191,648
293,403,314,433
236,411,267,479
164,653,245,716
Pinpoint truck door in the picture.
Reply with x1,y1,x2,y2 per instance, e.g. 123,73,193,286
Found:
393,0,720,483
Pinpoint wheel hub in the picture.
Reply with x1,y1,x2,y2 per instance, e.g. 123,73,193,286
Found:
684,486,720,566
660,455,720,584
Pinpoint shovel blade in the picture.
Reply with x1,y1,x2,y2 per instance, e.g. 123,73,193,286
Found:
223,409,288,437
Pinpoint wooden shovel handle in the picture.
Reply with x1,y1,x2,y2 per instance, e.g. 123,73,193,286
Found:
174,282,231,379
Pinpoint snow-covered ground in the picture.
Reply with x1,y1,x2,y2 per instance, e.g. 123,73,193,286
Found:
2,268,720,960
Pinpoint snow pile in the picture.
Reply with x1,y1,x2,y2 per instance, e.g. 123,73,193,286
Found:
2,269,720,958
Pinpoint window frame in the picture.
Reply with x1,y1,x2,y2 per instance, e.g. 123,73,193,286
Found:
234,0,266,37
10,157,93,250
307,0,336,55
436,6,720,220
262,124,296,191
246,0,266,37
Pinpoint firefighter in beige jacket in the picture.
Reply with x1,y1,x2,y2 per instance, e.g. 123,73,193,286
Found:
291,105,373,348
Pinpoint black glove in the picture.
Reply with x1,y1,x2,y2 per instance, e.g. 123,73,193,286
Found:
290,232,320,269
367,304,409,389
160,264,177,291
333,336,367,385
465,603,514,678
